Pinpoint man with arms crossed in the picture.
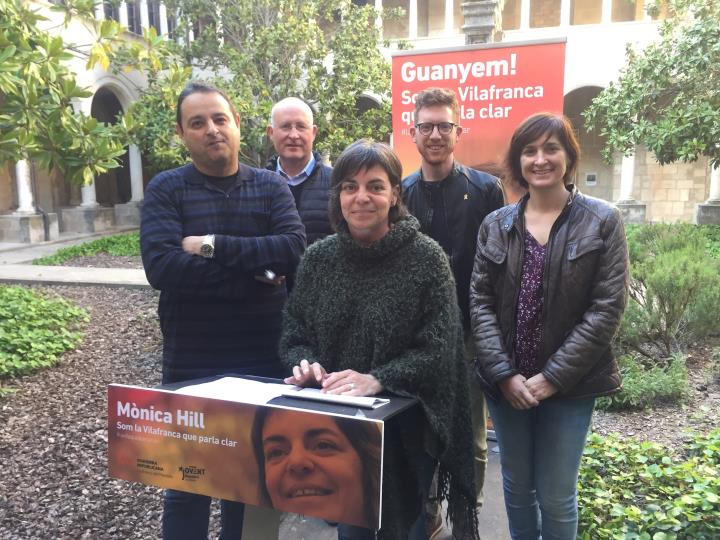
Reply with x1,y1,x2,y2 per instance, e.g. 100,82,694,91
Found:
402,87,504,538
140,82,305,539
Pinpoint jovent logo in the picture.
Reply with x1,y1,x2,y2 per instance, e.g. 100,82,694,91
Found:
178,465,205,482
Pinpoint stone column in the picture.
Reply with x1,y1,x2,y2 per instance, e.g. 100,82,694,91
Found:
0,160,59,243
601,0,612,23
115,144,144,226
696,162,720,224
445,0,454,33
159,3,169,35
409,0,418,39
616,151,646,223
14,160,35,214
560,0,571,26
119,1,129,27
57,96,116,234
375,0,383,36
139,0,150,31
129,144,144,202
520,0,530,29
462,0,500,44
81,183,99,208
618,153,635,202
709,163,720,202
72,95,98,210
62,179,116,233
94,0,105,21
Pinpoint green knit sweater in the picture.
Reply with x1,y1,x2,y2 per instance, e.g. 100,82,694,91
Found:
280,215,479,539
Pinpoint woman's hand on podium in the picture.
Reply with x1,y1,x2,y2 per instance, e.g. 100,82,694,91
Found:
284,358,328,387
321,370,383,397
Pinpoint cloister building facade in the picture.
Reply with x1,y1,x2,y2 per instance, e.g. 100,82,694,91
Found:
1,0,718,243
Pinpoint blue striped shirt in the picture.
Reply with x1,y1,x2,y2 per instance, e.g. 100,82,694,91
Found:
140,163,306,381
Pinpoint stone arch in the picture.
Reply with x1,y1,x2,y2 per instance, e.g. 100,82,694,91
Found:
90,85,132,206
564,85,614,202
34,76,139,216
90,76,139,112
356,92,390,143
356,91,382,113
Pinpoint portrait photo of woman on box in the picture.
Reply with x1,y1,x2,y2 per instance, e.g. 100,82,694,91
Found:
251,407,382,528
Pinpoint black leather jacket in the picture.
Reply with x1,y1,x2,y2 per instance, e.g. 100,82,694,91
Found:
403,164,504,329
469,186,629,400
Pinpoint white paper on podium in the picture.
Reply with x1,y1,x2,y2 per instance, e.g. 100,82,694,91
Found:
281,386,390,409
174,377,290,405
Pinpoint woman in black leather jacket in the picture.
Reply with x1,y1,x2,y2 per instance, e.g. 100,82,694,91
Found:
469,113,629,540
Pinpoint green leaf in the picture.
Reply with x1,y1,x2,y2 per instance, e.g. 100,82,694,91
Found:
0,45,17,63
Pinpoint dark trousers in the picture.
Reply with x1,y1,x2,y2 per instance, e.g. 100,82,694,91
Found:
337,452,436,540
161,363,285,539
163,491,244,539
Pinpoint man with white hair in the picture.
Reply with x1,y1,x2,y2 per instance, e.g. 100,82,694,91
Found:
266,98,333,260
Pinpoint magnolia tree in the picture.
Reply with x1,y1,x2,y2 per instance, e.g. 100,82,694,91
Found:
0,0,125,185
109,0,396,175
584,0,720,167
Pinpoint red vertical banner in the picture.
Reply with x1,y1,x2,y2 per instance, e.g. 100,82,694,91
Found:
392,39,566,175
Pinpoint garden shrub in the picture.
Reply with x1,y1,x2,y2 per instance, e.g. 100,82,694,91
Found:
619,224,720,358
578,430,720,538
33,231,140,265
596,354,689,411
698,225,720,259
0,286,88,378
687,429,720,466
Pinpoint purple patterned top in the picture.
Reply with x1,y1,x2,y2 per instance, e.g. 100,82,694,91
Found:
514,232,547,378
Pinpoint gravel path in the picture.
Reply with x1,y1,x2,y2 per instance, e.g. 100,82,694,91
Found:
0,283,336,540
0,285,164,539
55,254,144,269
1,261,717,539
592,342,720,454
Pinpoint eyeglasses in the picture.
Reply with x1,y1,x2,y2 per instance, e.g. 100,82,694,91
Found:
414,122,458,136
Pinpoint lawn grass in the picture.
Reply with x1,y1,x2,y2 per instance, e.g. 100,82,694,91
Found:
33,231,140,265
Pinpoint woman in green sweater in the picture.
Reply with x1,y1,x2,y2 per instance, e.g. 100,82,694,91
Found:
279,140,479,540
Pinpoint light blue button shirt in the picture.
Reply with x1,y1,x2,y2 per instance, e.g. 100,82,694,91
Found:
276,154,316,186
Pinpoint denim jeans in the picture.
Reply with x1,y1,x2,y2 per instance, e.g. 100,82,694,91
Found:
162,490,244,539
336,452,437,540
487,396,595,540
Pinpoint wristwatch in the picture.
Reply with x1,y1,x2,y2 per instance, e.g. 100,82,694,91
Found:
200,234,215,258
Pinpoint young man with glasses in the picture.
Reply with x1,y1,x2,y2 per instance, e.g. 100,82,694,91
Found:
402,86,504,539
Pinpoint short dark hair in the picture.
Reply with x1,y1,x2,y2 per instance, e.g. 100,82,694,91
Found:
176,81,238,126
251,407,382,526
505,112,581,189
328,140,408,230
414,87,460,124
